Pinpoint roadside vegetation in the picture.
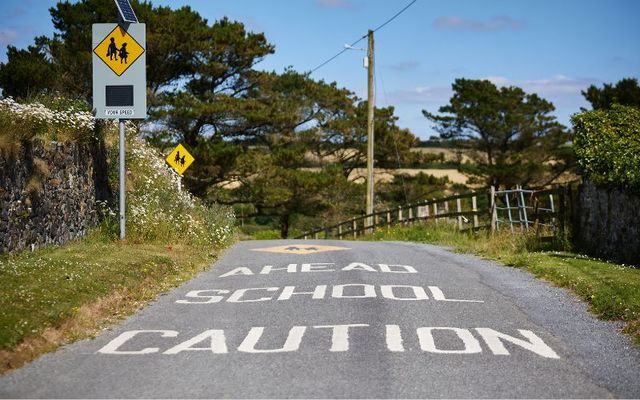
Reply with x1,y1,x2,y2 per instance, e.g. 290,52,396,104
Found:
362,223,640,344
0,99,235,373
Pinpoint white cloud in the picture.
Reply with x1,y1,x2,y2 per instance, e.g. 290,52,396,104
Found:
385,85,452,105
316,0,349,8
0,29,19,46
482,74,599,96
385,60,420,72
434,15,524,32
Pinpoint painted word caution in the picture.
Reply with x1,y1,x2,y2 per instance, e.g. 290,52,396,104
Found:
93,25,145,76
251,244,350,255
165,144,195,176
98,324,560,359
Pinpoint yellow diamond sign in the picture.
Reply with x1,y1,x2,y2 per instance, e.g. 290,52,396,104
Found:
93,25,145,76
166,144,195,176
251,244,350,255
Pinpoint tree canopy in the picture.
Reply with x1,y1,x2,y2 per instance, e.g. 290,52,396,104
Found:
423,78,571,188
582,77,640,110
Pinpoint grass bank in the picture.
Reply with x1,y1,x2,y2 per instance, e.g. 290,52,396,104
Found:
362,224,640,344
0,98,235,373
0,237,218,373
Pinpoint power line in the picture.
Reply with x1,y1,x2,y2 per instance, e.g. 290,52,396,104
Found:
371,0,418,34
310,35,366,74
309,0,418,74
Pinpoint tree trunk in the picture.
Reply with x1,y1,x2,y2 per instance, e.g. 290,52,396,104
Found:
280,214,290,239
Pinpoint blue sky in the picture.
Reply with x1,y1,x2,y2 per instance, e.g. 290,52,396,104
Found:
1,0,639,139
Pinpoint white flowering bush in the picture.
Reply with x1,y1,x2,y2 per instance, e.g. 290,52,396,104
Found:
0,96,96,143
119,136,235,248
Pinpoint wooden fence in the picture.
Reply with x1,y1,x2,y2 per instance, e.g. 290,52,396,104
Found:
295,186,564,240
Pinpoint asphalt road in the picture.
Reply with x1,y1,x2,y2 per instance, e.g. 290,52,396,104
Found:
1,240,639,398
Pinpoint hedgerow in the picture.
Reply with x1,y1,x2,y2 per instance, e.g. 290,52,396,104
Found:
572,104,640,192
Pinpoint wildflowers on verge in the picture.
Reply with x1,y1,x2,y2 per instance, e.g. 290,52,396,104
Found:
126,137,235,248
0,97,95,142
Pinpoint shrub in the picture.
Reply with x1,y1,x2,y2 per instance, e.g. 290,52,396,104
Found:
572,104,640,192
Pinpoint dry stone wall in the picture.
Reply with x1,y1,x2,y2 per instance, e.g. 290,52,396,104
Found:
573,180,640,266
0,139,111,253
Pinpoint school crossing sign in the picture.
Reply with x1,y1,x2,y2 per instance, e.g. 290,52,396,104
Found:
166,144,195,176
93,25,145,76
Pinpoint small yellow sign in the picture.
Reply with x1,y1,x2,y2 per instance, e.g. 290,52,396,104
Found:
166,144,195,176
251,244,350,255
93,25,145,76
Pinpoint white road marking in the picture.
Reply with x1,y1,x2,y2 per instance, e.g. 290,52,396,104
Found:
380,285,429,300
237,326,307,353
163,330,228,354
385,325,405,352
331,284,377,298
97,325,560,359
313,324,369,352
98,330,178,354
428,286,484,303
417,327,482,354
475,328,560,359
278,285,327,300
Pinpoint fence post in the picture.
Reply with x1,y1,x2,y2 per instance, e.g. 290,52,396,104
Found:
472,192,479,229
398,206,403,224
558,186,566,245
490,186,497,234
518,185,529,231
408,207,413,225
353,220,357,239
505,191,514,233
456,194,463,231
315,232,319,240
549,193,556,227
444,200,450,222
338,225,342,239
386,211,391,228
425,203,430,219
433,200,438,225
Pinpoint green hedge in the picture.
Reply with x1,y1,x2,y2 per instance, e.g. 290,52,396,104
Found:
572,104,640,192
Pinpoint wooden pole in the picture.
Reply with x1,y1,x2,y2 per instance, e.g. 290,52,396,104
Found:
365,30,375,230
490,186,497,234
433,200,438,225
456,195,463,231
472,193,479,229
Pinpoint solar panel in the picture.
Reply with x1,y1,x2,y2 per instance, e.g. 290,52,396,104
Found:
114,0,138,23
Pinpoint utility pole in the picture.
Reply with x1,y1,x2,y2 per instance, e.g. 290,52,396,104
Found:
366,29,375,229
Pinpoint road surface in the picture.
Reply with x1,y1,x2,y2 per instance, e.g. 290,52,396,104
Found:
1,240,639,398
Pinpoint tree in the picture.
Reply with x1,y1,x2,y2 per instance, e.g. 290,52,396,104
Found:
0,0,246,103
0,37,57,98
582,77,640,110
320,101,418,179
423,78,570,188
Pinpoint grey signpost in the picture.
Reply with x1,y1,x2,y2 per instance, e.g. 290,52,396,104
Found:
92,1,146,240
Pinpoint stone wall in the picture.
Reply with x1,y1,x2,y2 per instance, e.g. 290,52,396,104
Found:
573,180,640,266
0,139,111,253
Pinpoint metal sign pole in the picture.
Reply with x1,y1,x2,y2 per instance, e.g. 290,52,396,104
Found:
119,119,126,240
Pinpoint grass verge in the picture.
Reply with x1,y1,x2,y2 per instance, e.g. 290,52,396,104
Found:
0,234,223,374
362,223,640,344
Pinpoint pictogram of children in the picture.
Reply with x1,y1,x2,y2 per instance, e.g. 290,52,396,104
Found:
106,37,118,61
119,43,129,64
